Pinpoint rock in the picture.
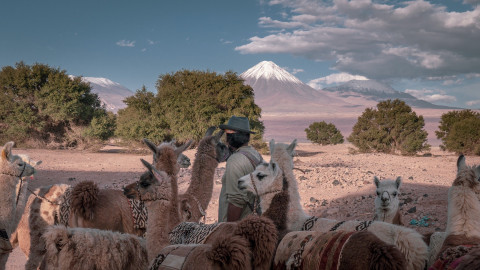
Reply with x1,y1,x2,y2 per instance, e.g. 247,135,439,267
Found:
326,207,339,216
408,176,414,180
310,197,320,204
332,180,341,186
321,199,328,206
407,206,417,213
404,197,413,204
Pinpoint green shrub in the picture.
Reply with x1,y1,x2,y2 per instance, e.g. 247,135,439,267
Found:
436,110,480,155
305,121,344,145
347,99,430,155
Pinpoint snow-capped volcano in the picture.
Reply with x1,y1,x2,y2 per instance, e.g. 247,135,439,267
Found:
241,61,303,84
241,61,356,113
70,76,134,113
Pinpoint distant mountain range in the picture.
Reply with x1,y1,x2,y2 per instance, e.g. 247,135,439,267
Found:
75,61,458,115
70,76,134,113
240,61,458,113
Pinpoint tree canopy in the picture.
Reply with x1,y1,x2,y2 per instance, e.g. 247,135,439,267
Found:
436,110,480,155
347,99,430,155
116,70,265,148
0,62,109,146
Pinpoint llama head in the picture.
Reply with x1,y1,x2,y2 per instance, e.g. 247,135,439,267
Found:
200,126,229,162
1,141,35,178
454,155,480,192
374,176,401,211
143,138,192,169
123,159,172,202
270,139,297,170
238,140,283,199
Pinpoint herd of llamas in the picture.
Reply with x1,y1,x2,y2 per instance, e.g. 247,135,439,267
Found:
2,127,480,269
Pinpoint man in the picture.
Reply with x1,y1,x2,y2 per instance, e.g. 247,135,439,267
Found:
218,116,263,222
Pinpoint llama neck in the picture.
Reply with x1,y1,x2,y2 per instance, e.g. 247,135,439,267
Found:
0,175,18,232
184,152,218,211
274,158,310,230
446,186,480,238
168,175,181,231
145,200,171,263
262,190,289,233
374,207,400,224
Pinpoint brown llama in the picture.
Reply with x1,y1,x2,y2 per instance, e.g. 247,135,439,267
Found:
0,142,35,268
428,155,480,270
125,160,277,269
142,126,228,223
124,159,255,270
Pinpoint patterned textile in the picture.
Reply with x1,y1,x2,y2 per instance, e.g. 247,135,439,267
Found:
301,216,319,231
149,245,199,270
128,198,148,230
56,187,73,226
355,221,373,231
168,222,221,245
275,230,356,270
429,245,477,270
329,221,346,231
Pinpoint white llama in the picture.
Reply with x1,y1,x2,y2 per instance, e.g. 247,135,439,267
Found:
373,176,403,225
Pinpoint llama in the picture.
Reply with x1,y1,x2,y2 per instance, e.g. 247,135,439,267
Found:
0,141,35,266
124,159,274,270
68,139,193,235
274,230,406,270
428,155,480,270
373,176,403,225
142,126,228,222
238,139,428,270
42,225,148,270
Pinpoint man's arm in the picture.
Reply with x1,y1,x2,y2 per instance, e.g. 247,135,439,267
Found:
226,203,243,222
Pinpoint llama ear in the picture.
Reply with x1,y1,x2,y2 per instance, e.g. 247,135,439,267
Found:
395,177,402,189
287,139,297,155
1,141,14,161
374,176,380,187
213,129,225,142
143,139,158,155
140,158,154,174
457,155,466,173
205,126,216,137
176,140,193,155
269,139,275,156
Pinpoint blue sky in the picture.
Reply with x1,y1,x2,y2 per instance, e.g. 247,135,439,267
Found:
1,0,479,108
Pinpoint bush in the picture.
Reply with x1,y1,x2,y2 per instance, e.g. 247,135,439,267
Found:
347,99,430,155
305,121,344,145
83,111,116,141
436,110,480,155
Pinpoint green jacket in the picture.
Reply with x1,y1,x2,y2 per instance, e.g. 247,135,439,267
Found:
218,145,262,222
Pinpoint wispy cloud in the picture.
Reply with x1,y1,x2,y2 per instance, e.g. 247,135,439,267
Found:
220,38,233,44
466,99,480,106
236,0,480,81
405,89,457,103
116,40,136,47
308,72,368,89
291,68,304,74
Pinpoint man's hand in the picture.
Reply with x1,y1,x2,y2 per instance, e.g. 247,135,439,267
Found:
227,203,243,222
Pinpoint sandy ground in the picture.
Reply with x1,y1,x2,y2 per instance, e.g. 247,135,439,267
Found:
6,142,480,269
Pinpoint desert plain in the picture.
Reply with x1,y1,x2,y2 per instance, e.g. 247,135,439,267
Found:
6,109,479,269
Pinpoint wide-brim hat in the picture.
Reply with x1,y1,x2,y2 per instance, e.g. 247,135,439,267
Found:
219,116,256,134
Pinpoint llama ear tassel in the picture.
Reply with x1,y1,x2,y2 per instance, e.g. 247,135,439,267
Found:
143,138,158,155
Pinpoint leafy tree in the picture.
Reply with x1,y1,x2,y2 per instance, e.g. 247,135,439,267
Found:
0,62,106,146
305,121,344,145
347,99,430,155
436,110,480,155
115,86,171,143
158,70,265,146
84,111,117,140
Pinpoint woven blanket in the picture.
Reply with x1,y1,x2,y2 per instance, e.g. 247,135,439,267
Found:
429,245,477,270
301,217,373,232
55,187,73,226
169,222,221,245
150,245,199,270
128,198,148,230
274,230,355,270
